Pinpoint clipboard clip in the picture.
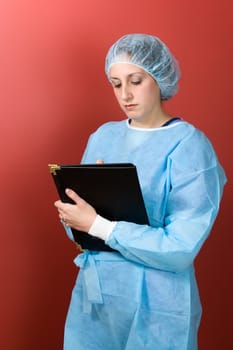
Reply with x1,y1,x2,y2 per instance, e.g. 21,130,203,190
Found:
48,164,61,175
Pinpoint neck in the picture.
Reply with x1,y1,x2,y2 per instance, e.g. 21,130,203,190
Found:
129,113,173,129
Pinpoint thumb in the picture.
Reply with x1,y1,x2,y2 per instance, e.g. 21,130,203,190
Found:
65,188,81,204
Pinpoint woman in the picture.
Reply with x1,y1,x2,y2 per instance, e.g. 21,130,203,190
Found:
55,34,226,350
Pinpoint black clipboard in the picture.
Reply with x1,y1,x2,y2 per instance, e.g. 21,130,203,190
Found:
48,163,149,251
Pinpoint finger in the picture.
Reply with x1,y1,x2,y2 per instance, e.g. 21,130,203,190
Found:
96,159,104,164
54,200,62,208
65,188,82,204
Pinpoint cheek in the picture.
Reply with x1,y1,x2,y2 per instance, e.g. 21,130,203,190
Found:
113,89,121,103
143,84,161,104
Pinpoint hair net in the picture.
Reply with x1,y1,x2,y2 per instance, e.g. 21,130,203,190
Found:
105,33,181,100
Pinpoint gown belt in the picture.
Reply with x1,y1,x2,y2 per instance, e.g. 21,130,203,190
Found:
74,251,103,313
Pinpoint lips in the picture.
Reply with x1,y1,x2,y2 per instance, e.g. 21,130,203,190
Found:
124,104,137,110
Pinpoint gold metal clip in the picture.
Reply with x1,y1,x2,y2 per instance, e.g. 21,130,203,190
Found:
48,164,61,175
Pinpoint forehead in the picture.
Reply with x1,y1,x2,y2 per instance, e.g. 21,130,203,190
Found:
109,63,147,79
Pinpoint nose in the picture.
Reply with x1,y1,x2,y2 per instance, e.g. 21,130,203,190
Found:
120,84,133,101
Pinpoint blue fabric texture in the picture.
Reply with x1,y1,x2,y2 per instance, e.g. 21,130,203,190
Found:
64,119,226,350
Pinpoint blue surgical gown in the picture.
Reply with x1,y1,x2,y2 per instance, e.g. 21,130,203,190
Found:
63,119,226,350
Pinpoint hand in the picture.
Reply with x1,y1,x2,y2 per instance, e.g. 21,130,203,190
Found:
54,189,97,233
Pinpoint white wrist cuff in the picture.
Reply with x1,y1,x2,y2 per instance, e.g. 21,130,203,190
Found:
88,215,116,241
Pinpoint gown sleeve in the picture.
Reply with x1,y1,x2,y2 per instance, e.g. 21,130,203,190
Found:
106,131,226,273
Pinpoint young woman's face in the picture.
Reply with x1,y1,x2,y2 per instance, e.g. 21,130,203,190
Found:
109,63,162,127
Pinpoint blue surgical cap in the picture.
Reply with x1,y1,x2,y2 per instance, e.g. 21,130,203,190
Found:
105,33,181,100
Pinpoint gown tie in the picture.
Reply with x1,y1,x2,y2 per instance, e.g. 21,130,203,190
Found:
74,251,103,313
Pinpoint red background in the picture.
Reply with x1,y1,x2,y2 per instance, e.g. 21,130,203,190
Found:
0,1,232,349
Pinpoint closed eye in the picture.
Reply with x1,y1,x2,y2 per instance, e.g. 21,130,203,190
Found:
111,80,141,88
112,83,121,88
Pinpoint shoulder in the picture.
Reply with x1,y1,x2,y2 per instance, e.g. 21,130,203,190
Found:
179,122,216,155
86,120,126,144
171,121,219,171
160,121,215,156
170,121,206,140
94,120,126,134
